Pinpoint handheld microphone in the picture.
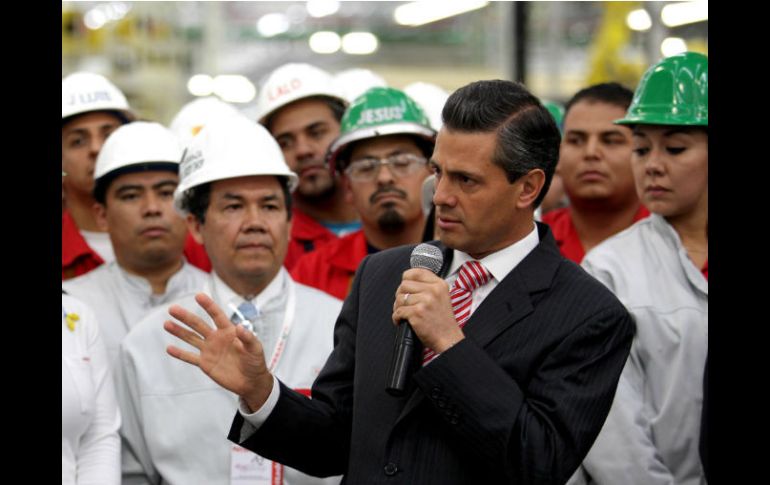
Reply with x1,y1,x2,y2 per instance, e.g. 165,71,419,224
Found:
386,243,444,396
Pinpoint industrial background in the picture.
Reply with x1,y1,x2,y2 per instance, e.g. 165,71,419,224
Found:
61,1,708,124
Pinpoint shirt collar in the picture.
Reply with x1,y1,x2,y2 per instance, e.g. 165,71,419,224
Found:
114,260,189,296
114,262,152,293
449,223,539,282
210,268,288,315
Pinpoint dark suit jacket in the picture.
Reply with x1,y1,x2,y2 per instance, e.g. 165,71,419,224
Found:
229,223,634,484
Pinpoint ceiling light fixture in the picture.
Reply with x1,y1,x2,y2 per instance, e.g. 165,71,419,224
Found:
394,0,489,27
661,37,688,57
342,32,379,55
661,1,708,27
309,31,342,54
627,9,652,31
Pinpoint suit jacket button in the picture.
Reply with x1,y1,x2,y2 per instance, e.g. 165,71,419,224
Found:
430,386,442,399
384,462,399,476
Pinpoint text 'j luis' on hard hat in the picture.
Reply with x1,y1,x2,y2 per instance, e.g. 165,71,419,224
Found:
62,71,135,122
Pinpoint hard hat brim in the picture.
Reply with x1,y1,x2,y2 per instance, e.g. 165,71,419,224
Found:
93,162,179,202
614,115,708,126
327,122,436,173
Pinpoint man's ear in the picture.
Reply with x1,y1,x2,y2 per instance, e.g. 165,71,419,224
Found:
342,174,354,204
93,202,109,231
516,169,546,209
186,213,204,245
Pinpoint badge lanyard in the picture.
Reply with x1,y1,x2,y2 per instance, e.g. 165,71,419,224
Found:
230,278,296,485
265,277,296,373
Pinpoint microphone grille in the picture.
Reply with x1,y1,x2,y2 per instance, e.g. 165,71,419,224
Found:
410,243,444,275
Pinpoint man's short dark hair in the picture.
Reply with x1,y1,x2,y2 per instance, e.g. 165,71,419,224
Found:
180,177,293,224
441,79,561,207
564,82,634,118
264,95,346,133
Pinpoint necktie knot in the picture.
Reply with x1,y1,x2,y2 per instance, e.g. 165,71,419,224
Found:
231,301,260,333
453,261,491,292
424,260,491,365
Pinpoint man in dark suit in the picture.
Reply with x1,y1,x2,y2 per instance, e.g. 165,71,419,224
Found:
165,79,635,484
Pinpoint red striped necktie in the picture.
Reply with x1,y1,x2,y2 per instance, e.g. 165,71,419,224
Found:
423,260,491,365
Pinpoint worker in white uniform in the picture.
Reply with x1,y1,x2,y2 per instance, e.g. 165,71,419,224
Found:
568,52,708,485
63,122,208,368
115,114,343,485
62,292,121,485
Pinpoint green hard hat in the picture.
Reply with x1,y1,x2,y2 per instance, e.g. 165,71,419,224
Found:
616,51,708,127
327,86,436,174
543,100,565,133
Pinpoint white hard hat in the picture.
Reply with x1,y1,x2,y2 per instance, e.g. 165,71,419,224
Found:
333,68,387,103
62,71,134,121
174,114,298,214
402,82,450,131
169,97,240,148
255,63,347,124
95,122,182,182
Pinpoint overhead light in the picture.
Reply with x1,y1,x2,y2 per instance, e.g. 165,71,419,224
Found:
307,0,340,18
342,32,379,55
188,74,214,97
661,37,688,57
309,31,341,54
84,8,108,30
626,9,652,31
212,75,256,104
257,13,290,37
83,3,130,30
661,1,707,27
394,0,489,27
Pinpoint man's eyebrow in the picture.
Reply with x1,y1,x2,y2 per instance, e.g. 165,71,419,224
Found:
114,184,144,194
429,159,479,179
151,180,179,190
275,120,329,140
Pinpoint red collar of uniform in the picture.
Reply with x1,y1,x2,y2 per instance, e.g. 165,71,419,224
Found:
543,204,651,264
327,230,369,272
62,209,102,266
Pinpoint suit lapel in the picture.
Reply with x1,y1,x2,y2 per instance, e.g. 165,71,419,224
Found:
394,224,562,423
462,271,534,348
466,224,562,347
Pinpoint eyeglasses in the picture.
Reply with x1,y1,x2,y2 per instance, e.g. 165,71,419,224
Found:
344,153,428,182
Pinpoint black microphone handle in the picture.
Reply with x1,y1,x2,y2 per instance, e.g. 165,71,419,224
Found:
385,319,421,396
385,243,445,397
385,320,422,397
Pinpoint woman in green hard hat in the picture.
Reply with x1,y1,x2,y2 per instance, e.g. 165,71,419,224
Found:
573,52,708,485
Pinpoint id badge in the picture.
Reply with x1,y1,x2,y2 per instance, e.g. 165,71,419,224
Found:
230,444,284,485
